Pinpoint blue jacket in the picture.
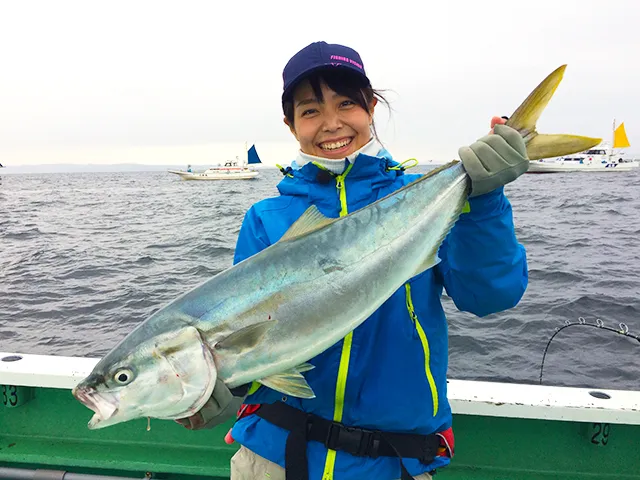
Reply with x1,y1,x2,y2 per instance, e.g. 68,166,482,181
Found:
230,148,528,480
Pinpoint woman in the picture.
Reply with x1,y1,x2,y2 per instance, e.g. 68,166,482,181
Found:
178,41,529,480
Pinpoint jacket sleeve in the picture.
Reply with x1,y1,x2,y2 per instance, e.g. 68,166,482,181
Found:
233,206,271,265
435,187,528,317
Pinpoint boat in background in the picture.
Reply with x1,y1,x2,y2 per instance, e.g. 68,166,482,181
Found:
168,144,262,180
527,120,637,173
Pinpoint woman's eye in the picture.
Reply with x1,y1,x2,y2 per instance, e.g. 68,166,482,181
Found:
340,100,355,108
302,109,317,116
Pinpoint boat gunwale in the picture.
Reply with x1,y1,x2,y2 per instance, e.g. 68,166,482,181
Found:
2,351,639,425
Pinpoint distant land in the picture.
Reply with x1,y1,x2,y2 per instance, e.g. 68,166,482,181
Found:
0,155,637,175
0,163,280,174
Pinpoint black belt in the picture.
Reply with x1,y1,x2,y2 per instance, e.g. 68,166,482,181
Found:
255,402,440,480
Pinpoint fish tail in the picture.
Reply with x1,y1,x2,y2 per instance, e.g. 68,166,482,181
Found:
506,65,601,160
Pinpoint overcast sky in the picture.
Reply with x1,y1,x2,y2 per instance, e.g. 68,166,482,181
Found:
1,0,638,167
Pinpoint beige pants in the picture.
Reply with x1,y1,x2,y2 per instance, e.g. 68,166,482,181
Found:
230,445,433,480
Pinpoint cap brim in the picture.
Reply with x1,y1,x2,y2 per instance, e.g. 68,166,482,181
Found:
282,64,371,103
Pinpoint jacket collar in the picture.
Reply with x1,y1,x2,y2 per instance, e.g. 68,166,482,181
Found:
276,143,405,209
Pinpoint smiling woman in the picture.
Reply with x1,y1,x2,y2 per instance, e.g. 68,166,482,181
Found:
172,40,535,480
281,68,388,160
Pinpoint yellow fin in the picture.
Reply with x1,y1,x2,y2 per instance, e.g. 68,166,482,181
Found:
280,205,335,242
258,364,316,399
508,65,567,138
506,65,601,160
526,134,603,161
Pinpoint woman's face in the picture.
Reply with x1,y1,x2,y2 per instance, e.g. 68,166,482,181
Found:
286,80,376,159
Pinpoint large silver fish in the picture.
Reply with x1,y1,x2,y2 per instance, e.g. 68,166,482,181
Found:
73,65,600,429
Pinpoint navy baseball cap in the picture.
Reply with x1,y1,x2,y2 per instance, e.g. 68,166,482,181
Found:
282,41,370,102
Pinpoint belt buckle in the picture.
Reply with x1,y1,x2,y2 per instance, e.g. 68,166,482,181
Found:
324,421,342,451
325,422,380,458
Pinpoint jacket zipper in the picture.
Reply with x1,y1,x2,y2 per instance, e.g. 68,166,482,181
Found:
322,163,353,480
405,283,439,416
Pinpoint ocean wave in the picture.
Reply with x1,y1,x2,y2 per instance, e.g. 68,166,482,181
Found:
2,168,640,389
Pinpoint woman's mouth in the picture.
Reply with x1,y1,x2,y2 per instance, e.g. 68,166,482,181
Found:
318,138,353,154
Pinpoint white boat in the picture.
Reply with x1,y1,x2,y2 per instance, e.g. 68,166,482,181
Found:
169,144,262,180
527,120,637,173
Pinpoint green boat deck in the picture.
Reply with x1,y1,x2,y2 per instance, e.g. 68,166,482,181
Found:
2,352,640,479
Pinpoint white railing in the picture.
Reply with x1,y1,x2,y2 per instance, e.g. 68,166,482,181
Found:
2,351,639,425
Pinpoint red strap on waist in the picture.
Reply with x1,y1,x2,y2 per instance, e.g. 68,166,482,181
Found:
237,403,261,419
436,427,454,458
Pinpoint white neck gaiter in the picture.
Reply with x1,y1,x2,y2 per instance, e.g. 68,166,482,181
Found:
293,137,383,175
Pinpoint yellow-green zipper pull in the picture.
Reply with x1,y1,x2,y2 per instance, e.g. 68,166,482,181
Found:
335,164,353,217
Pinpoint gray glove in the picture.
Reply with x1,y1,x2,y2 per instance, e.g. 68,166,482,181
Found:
458,124,529,197
175,378,247,430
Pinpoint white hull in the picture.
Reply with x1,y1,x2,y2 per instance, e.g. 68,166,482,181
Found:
168,169,259,180
527,130,636,174
168,143,263,181
527,160,638,173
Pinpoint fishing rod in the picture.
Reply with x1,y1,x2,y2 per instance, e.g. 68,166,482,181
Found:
539,317,640,385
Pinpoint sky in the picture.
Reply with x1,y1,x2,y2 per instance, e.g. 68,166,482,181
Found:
1,0,639,168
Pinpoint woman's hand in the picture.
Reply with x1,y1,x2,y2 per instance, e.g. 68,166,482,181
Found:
458,116,529,197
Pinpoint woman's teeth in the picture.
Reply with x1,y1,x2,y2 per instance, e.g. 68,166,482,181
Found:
320,139,351,151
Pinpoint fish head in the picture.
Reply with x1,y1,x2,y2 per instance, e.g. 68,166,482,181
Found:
72,326,217,429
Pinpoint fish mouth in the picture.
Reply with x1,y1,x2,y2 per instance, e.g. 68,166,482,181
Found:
72,385,119,429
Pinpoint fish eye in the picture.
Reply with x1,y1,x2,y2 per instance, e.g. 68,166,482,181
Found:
114,368,134,385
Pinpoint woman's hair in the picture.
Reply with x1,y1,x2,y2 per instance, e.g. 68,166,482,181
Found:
282,68,389,141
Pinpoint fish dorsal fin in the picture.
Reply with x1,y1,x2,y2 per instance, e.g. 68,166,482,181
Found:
214,320,276,355
279,206,335,242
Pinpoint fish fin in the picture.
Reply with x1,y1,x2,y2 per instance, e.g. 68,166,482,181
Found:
525,133,603,161
506,64,601,160
258,366,316,399
279,205,336,242
295,362,315,373
508,65,566,136
214,320,277,355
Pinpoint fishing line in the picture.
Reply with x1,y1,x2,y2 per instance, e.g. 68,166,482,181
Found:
539,317,640,385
